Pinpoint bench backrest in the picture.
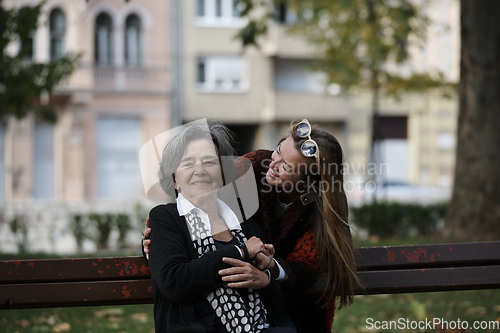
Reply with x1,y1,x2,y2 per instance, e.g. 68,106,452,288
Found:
1,241,499,309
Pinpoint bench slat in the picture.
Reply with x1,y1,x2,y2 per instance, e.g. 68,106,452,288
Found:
357,265,500,294
299,265,500,297
0,257,150,284
2,242,498,284
1,242,499,309
2,266,499,309
356,241,500,270
0,280,152,309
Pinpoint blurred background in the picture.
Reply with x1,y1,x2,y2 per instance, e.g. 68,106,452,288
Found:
1,0,498,332
0,0,457,255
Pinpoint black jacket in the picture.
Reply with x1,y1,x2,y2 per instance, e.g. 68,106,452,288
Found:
148,203,287,333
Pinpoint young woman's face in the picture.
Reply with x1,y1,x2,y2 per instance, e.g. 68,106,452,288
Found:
266,136,309,194
174,139,223,199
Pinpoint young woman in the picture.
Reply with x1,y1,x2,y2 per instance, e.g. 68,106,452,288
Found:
145,119,358,333
148,123,296,333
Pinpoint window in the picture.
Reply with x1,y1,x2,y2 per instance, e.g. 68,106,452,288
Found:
438,132,455,150
273,1,298,25
196,0,243,26
197,56,245,92
378,139,409,184
34,124,54,199
125,14,141,66
97,117,141,199
95,13,113,65
50,8,65,60
274,59,326,94
374,116,409,184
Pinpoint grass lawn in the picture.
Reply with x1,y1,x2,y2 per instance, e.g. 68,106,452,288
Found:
333,290,500,333
0,304,155,333
2,290,498,332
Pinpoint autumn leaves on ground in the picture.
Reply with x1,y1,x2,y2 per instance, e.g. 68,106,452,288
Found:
0,304,155,333
1,290,499,332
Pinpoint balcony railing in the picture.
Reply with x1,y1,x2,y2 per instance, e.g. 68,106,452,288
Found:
62,65,169,94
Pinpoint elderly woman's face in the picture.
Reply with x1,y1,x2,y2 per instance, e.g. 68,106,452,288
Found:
174,139,223,199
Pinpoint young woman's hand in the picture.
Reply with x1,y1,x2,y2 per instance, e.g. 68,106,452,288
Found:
244,236,268,259
219,257,270,289
254,244,276,271
142,217,152,260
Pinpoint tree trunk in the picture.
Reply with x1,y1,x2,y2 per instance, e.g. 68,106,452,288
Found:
444,0,500,240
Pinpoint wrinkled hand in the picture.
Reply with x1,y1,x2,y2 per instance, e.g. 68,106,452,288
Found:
254,244,275,271
244,236,268,259
143,217,151,260
219,257,270,289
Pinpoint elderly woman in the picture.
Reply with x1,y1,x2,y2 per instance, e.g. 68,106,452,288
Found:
148,123,295,333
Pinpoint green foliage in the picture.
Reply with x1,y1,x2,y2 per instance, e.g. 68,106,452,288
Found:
0,0,79,124
351,201,448,238
236,0,454,96
71,214,87,252
8,214,28,253
88,213,114,250
71,211,137,251
116,214,132,249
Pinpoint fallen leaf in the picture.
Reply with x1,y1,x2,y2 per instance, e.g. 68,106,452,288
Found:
132,313,149,323
47,316,56,326
52,323,71,333
108,315,122,323
95,308,124,318
95,309,108,318
17,319,30,328
465,306,487,316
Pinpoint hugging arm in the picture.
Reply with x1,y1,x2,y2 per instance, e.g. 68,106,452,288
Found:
148,205,243,302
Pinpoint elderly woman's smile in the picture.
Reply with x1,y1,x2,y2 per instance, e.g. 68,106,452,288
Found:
174,139,223,199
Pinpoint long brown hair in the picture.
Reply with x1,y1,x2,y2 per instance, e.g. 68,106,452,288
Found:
291,126,359,309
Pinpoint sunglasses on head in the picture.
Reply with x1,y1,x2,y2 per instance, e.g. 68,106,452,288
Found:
293,119,319,159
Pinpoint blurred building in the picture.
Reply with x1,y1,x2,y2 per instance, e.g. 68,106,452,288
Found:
2,0,171,203
0,0,458,252
178,0,459,202
0,0,171,252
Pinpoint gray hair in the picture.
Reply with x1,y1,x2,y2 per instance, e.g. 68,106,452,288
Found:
158,122,237,200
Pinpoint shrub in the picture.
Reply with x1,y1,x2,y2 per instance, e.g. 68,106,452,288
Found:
9,214,29,253
88,213,114,250
116,214,131,249
351,201,448,238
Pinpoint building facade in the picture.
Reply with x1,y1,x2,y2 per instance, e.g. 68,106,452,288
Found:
178,0,459,202
0,0,459,253
1,0,171,253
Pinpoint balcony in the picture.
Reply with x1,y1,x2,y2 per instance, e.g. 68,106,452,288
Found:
62,65,169,94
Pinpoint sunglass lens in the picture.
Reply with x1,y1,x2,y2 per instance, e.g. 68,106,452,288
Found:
295,122,310,137
301,141,317,157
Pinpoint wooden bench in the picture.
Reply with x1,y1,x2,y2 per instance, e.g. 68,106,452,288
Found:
1,241,499,309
